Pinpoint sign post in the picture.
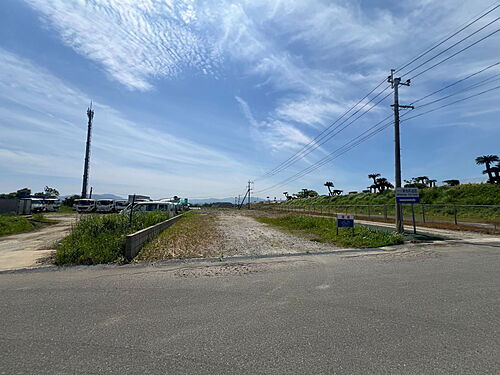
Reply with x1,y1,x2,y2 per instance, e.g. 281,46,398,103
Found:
395,188,420,204
336,214,355,235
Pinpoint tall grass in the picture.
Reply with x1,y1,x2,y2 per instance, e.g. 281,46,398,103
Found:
258,215,404,248
0,214,33,236
55,211,170,266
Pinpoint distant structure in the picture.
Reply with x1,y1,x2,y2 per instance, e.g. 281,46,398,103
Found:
81,102,94,198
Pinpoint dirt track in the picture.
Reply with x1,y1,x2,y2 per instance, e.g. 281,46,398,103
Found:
0,214,78,271
215,210,339,257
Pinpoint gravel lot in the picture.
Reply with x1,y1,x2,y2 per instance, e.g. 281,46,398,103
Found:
215,210,339,257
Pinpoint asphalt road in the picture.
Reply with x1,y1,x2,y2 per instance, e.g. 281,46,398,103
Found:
1,241,499,374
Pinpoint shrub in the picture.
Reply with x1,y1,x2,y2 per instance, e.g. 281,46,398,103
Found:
55,211,170,266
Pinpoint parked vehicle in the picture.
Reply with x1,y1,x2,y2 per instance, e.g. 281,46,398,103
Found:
74,199,96,213
96,199,114,213
43,198,61,212
121,201,178,216
113,200,129,212
30,198,46,213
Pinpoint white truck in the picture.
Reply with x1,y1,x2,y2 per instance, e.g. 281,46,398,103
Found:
95,199,114,213
30,198,46,213
74,199,96,213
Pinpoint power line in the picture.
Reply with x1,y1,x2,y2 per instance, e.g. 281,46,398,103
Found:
260,87,392,179
256,2,500,183
258,80,389,179
397,3,500,73
256,75,500,194
408,27,500,80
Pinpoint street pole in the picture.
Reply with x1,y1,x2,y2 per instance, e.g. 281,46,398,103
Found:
388,70,413,234
247,180,251,210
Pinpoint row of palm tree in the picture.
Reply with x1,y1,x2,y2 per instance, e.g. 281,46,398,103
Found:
323,182,343,196
367,174,394,193
476,154,500,184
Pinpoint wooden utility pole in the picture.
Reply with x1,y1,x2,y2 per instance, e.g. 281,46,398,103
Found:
247,180,252,209
388,70,413,234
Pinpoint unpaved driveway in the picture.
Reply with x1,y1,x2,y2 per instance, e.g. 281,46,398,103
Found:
216,210,339,257
0,214,78,271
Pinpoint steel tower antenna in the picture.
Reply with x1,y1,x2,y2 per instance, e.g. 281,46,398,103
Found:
81,101,94,198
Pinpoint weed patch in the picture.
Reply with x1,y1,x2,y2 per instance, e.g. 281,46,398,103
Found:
257,215,404,248
55,211,171,266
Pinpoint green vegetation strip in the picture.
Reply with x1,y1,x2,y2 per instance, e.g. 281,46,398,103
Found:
136,212,222,262
280,184,500,221
55,211,170,266
0,214,55,237
257,215,404,248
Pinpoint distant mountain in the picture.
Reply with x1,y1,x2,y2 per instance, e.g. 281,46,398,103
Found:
188,197,266,205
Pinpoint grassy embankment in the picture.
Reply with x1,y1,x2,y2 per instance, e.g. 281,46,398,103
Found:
279,184,500,222
136,211,222,262
257,215,404,248
55,211,170,266
0,214,56,237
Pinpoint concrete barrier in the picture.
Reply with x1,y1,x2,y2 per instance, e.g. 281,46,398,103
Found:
124,214,184,260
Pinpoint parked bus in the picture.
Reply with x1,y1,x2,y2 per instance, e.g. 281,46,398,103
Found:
43,198,61,212
113,200,128,212
121,201,177,216
74,199,96,213
30,198,46,213
95,199,114,213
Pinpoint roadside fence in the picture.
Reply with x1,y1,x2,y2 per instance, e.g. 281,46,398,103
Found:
257,204,500,231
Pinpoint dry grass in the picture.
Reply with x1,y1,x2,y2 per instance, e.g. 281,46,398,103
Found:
135,211,224,262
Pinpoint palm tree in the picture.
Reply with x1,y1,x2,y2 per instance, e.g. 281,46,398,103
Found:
375,178,393,192
416,176,429,186
368,173,380,192
332,189,343,195
443,179,460,186
428,179,437,188
476,155,499,183
324,181,334,196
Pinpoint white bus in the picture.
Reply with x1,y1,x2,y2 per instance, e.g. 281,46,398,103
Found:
113,200,129,212
43,198,61,212
121,201,177,216
96,199,114,213
74,199,96,213
30,198,46,213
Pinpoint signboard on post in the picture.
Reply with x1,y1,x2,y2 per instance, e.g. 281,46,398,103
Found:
395,188,420,203
337,214,355,235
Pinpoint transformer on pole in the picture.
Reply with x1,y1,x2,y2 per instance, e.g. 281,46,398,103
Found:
81,102,94,199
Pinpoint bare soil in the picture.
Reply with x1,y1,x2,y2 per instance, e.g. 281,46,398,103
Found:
214,210,339,257
0,214,78,271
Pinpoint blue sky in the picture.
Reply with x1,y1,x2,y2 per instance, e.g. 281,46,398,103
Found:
0,0,499,199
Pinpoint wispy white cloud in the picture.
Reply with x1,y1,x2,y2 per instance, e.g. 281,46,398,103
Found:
0,48,246,196
24,0,222,90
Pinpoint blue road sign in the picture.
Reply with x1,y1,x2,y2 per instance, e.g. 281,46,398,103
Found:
396,196,420,203
337,214,354,228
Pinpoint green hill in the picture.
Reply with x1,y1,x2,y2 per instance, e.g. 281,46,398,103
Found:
282,184,500,207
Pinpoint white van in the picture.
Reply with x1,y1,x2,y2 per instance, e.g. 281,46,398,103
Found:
113,200,129,213
96,199,114,213
74,199,96,213
121,201,176,216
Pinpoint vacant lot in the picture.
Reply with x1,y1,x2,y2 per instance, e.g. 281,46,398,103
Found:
0,214,77,271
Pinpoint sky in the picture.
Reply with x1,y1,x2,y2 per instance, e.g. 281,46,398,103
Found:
0,0,499,199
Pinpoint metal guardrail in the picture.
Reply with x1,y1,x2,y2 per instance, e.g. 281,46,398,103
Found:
258,203,500,230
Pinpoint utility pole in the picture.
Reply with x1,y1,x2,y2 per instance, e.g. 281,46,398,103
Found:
388,70,413,233
81,102,94,199
247,180,252,210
